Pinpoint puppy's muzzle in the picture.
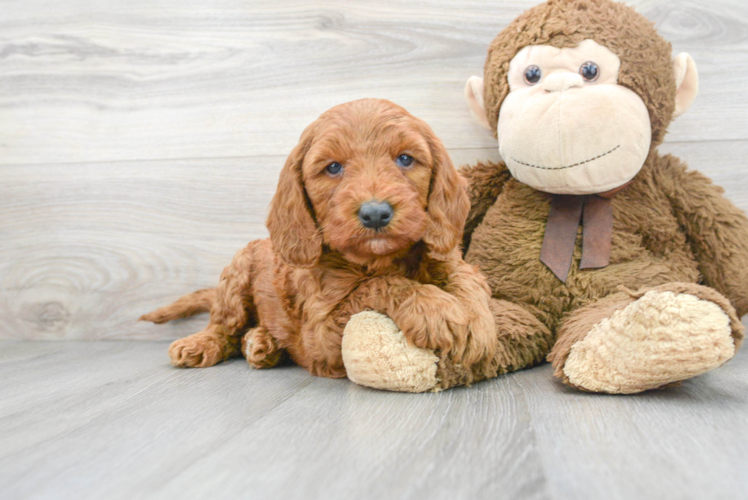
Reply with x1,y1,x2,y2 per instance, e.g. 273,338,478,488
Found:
358,201,393,230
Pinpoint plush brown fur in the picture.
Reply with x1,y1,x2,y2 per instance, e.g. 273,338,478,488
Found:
461,0,748,391
142,99,500,383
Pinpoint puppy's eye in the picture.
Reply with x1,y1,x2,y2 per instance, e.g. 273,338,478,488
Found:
580,61,599,82
524,65,541,85
325,162,343,175
396,154,414,168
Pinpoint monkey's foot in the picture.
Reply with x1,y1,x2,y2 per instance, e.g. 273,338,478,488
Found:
342,311,439,393
563,290,736,394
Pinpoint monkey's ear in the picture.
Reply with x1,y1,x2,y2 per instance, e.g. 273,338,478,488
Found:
464,76,492,131
672,53,699,118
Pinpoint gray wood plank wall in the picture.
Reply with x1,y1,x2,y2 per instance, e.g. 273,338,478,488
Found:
1,0,747,340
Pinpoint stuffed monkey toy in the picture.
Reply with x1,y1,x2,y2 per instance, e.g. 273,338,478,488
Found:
342,0,748,393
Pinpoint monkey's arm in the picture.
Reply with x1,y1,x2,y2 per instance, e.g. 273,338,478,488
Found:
459,161,512,250
658,154,748,317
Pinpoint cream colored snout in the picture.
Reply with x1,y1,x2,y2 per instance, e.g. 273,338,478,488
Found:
542,73,584,92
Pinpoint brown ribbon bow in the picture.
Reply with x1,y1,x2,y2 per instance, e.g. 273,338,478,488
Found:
539,194,613,283
540,182,632,282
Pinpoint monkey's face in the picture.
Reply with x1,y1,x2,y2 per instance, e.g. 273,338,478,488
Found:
465,1,699,196
496,40,651,195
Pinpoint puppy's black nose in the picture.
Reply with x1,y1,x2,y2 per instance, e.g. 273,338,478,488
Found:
358,201,393,229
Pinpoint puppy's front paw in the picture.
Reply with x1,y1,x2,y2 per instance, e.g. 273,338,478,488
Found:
394,285,469,355
169,333,225,368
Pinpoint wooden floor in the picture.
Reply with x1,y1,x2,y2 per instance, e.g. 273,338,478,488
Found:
2,1,748,498
0,340,746,500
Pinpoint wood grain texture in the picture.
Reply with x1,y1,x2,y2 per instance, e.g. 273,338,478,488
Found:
0,340,746,500
1,0,748,342
0,0,747,166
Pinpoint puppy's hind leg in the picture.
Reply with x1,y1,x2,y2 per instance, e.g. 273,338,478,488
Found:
169,324,240,368
168,243,261,368
241,326,286,369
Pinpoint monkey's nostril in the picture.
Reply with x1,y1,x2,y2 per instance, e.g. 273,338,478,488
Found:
358,201,394,230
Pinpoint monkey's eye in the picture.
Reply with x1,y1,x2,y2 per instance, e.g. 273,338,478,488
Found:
396,154,414,168
325,162,343,175
524,65,542,85
580,61,599,82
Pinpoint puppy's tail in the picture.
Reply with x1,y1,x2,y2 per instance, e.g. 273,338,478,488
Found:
140,288,216,324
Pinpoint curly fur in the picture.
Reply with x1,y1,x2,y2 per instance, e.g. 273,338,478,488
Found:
142,99,497,382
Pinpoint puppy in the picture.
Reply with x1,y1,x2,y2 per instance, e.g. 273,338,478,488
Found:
141,98,496,379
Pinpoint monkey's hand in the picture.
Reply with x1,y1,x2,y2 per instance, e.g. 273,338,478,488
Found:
658,155,748,317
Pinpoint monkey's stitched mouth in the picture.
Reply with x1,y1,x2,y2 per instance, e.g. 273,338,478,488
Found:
511,145,621,171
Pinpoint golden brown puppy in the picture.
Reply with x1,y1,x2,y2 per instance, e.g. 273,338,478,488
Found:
142,98,496,380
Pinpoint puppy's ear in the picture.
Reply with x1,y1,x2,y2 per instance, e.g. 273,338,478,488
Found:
421,126,470,259
266,126,323,267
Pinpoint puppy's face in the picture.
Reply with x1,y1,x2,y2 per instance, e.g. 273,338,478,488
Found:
302,105,433,264
267,99,468,268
